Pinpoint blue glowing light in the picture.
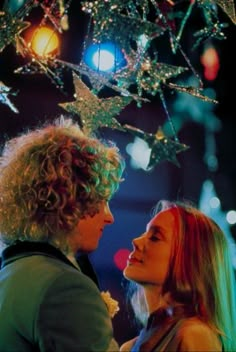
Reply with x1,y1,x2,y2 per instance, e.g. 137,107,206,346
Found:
83,42,126,72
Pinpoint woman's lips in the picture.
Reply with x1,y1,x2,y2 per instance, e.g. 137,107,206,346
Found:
127,256,143,265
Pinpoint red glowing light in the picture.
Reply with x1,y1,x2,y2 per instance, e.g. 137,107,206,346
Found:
113,248,131,271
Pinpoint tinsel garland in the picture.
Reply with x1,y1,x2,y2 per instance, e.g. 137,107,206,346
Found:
0,0,235,168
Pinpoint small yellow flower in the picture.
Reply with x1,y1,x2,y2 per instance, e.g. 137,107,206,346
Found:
101,291,120,318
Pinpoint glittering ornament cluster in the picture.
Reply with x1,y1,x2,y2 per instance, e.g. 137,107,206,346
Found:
124,124,189,169
59,73,132,134
0,0,235,169
0,11,29,52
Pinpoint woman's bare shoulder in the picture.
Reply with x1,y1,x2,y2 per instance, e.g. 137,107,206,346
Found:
178,317,218,334
120,337,138,352
171,317,222,351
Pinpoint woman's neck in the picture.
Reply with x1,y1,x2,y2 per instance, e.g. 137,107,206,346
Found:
144,286,172,314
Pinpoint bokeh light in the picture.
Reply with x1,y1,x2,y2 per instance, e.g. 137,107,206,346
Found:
83,42,126,72
209,196,220,209
30,26,59,58
201,45,220,81
113,248,131,271
226,210,236,225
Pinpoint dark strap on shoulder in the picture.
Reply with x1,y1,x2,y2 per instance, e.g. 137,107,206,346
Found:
151,320,183,351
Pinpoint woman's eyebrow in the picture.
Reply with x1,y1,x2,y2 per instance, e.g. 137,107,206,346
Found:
148,225,163,236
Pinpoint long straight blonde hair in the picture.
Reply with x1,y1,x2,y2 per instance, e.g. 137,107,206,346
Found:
128,200,236,351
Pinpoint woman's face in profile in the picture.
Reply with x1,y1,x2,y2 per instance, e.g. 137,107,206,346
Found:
123,209,175,287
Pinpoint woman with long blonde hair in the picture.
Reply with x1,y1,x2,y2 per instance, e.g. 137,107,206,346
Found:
121,200,236,351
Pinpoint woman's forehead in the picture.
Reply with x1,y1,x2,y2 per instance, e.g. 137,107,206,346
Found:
147,208,177,229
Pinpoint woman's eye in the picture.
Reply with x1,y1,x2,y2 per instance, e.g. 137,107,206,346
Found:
150,235,160,242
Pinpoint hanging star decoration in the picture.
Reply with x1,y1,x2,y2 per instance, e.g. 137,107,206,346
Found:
78,63,113,94
163,80,221,135
124,124,189,168
14,58,65,92
192,1,229,49
81,0,165,54
137,59,189,97
77,62,146,102
212,0,236,24
55,59,148,104
193,21,228,50
0,11,30,53
166,82,218,104
0,81,19,113
0,0,234,170
114,45,149,91
92,14,163,55
115,54,189,105
156,0,234,52
59,73,132,134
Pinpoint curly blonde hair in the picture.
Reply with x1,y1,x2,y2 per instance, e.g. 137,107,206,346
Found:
0,117,125,249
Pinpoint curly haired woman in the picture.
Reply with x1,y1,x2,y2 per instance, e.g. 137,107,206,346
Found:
0,117,125,351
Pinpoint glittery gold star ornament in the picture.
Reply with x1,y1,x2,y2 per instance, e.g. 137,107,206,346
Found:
213,0,236,24
163,77,221,134
137,59,189,97
147,127,189,168
190,1,229,49
54,59,108,93
114,37,151,94
193,22,228,50
0,11,30,52
170,0,233,52
56,59,142,102
81,1,165,54
115,49,142,90
59,73,132,133
124,124,189,168
78,62,114,94
92,14,163,54
115,54,188,106
79,63,144,102
167,82,218,104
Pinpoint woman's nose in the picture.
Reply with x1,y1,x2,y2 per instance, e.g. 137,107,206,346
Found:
132,236,144,250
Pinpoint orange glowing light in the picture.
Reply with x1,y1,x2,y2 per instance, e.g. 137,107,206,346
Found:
30,27,59,57
200,46,220,81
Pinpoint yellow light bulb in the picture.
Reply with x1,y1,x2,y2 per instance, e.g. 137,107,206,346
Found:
30,27,59,57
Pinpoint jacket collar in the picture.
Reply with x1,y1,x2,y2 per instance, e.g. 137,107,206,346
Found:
0,240,78,270
0,240,100,288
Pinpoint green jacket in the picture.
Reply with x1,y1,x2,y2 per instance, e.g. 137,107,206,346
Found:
0,241,117,351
